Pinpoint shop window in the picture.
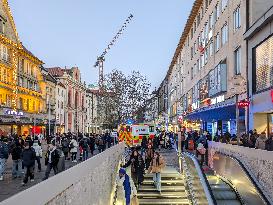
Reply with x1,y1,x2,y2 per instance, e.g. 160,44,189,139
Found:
254,35,273,93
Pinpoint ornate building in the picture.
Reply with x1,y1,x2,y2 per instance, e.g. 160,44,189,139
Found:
48,67,86,134
0,0,46,136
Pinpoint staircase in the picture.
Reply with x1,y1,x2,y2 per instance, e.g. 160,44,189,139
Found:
138,166,190,205
206,175,242,205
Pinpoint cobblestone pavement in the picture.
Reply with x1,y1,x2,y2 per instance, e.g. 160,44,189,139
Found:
0,142,102,202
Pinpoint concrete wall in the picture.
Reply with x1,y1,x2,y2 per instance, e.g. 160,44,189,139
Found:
208,141,273,203
249,0,273,26
1,143,125,205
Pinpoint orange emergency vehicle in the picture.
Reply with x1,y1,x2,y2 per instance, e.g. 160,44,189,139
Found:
118,123,156,146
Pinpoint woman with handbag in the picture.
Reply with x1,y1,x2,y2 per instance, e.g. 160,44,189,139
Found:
147,152,166,193
123,149,145,189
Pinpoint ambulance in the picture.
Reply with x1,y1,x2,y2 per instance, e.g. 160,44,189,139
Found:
118,123,156,146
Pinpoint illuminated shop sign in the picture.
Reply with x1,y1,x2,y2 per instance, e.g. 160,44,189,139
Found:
211,95,225,105
4,109,24,116
238,100,250,108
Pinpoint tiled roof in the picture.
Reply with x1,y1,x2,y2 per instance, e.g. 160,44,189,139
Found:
47,67,65,77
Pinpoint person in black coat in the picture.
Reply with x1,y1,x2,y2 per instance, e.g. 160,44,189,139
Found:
21,142,36,185
11,139,23,178
43,141,60,180
265,134,273,151
123,149,145,189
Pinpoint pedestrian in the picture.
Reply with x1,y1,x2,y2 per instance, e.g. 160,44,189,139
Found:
89,135,95,156
98,137,104,153
147,152,166,193
79,135,90,161
32,140,42,172
69,137,78,162
56,144,65,173
43,141,60,180
21,142,36,185
0,137,9,181
141,135,148,156
123,149,145,189
265,134,273,151
10,139,23,178
255,132,267,150
61,137,69,160
145,144,154,170
116,168,138,205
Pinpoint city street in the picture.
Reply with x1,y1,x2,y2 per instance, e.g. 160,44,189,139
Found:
0,142,99,202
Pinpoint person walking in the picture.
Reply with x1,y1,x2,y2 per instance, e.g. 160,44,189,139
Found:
79,135,90,161
265,134,273,151
21,142,36,185
123,149,145,188
32,140,42,172
145,144,154,170
0,137,9,181
89,135,95,156
148,152,166,193
43,141,60,180
11,139,23,178
61,137,69,160
116,168,138,205
69,137,78,162
255,132,267,150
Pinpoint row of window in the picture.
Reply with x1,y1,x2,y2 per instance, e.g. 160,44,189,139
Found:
0,67,11,84
18,77,38,91
18,59,38,78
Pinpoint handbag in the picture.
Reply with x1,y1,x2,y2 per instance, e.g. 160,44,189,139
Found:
131,196,139,205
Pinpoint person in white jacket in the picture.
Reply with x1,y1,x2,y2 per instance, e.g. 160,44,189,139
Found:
116,168,138,205
69,137,78,162
32,140,42,171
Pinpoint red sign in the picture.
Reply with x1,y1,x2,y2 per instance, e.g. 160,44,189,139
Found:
238,100,250,108
271,90,273,103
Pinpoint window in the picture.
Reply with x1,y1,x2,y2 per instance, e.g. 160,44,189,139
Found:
221,23,228,45
191,67,193,79
194,22,196,32
205,48,208,64
234,47,241,75
215,33,220,52
191,28,194,39
209,40,214,56
194,42,196,54
221,0,228,12
0,18,5,34
197,13,201,26
1,45,8,62
215,3,220,20
191,47,193,59
209,13,214,29
205,0,209,9
233,6,241,31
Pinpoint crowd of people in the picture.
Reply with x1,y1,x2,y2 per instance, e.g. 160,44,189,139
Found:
0,132,116,185
117,135,166,205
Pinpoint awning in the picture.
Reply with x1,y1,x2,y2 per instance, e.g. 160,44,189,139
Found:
185,104,245,122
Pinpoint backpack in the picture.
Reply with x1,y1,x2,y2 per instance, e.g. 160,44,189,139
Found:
82,139,88,149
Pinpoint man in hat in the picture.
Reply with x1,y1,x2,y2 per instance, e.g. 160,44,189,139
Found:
43,140,60,180
116,168,137,205
0,136,9,181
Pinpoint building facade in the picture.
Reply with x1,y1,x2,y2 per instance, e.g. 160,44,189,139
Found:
55,81,66,134
245,2,273,136
0,0,46,136
165,0,250,136
48,67,86,134
85,88,99,134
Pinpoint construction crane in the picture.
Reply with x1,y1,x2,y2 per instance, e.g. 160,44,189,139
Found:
94,14,133,88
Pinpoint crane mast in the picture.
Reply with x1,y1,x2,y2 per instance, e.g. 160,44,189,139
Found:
94,14,133,88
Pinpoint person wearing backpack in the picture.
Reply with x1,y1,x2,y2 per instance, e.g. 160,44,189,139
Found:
43,141,60,180
79,136,90,161
32,140,43,172
21,142,36,185
0,137,9,181
69,137,78,162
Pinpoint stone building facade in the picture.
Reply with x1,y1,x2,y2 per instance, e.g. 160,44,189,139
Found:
163,0,251,135
85,88,99,134
0,0,46,136
48,67,86,134
244,2,273,135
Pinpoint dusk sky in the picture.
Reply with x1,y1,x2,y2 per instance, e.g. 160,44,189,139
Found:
9,0,194,89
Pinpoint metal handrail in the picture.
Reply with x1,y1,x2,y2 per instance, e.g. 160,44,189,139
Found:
179,152,216,205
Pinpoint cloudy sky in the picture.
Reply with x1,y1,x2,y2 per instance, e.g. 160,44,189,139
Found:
9,0,194,89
